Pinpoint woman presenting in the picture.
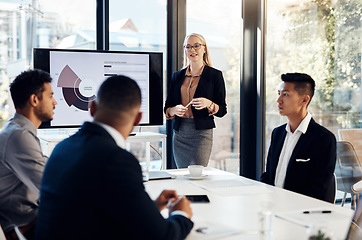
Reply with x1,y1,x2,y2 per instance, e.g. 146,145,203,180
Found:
164,33,227,168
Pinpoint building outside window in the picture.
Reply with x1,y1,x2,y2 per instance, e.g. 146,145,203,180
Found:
265,0,362,177
186,0,241,174
108,0,167,169
0,0,96,127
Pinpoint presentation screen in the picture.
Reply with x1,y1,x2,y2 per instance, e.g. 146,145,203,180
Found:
33,48,163,128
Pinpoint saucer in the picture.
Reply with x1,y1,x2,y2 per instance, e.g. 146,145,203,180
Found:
184,174,208,180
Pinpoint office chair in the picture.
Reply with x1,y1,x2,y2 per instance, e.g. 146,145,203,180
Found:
338,129,362,165
335,141,362,209
352,180,362,193
345,198,362,240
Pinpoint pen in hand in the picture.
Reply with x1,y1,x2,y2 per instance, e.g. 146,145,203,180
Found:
167,195,183,208
303,210,332,214
185,100,193,108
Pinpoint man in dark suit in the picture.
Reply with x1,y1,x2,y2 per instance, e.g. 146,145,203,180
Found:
35,76,194,240
260,73,336,202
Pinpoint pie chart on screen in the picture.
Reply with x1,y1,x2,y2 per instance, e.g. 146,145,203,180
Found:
57,65,97,111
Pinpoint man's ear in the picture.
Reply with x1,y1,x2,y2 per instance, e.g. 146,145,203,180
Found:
134,112,143,126
90,101,97,117
302,95,311,105
29,94,39,107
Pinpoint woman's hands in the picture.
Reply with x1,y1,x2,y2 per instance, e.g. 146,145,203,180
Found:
166,97,217,119
170,105,188,117
192,98,212,110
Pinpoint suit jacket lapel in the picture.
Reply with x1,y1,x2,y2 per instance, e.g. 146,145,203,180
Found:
175,68,187,104
271,128,287,178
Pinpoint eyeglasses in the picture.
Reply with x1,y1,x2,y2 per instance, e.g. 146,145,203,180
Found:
184,43,205,51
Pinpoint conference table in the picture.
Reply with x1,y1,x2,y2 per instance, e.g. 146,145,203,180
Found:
144,167,355,240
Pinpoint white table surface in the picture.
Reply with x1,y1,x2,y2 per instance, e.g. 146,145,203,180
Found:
145,168,355,240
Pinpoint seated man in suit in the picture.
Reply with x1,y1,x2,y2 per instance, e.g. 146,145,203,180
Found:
35,76,194,240
260,73,336,202
0,69,57,240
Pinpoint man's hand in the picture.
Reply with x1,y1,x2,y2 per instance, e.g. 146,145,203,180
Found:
154,190,178,211
168,195,193,219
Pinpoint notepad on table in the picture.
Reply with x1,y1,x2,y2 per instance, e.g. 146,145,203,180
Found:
148,171,176,180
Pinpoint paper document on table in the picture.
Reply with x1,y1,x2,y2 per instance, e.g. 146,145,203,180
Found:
276,208,351,227
186,219,241,240
191,179,272,196
207,185,272,196
192,179,256,188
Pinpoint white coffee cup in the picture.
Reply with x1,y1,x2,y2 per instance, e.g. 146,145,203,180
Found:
188,165,204,177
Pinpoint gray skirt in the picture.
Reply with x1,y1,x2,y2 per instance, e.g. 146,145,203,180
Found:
173,118,213,168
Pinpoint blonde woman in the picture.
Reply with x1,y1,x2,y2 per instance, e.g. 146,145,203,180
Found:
164,33,227,168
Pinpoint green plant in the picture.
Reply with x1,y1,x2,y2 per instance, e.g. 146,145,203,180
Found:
309,229,331,240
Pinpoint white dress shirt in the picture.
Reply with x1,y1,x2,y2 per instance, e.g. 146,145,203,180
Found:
93,121,126,149
274,112,312,188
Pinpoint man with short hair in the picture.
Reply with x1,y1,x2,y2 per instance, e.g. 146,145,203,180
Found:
35,75,194,240
260,73,336,202
0,69,57,239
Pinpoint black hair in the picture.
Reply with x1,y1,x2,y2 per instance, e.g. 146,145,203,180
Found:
10,69,52,109
281,73,315,101
96,75,141,112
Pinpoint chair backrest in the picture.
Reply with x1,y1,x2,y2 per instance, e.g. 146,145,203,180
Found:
335,141,362,194
325,173,337,204
345,198,362,239
338,129,362,165
352,180,362,192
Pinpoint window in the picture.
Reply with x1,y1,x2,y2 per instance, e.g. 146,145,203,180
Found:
109,0,166,53
266,0,362,161
109,0,167,169
186,0,241,174
0,0,96,127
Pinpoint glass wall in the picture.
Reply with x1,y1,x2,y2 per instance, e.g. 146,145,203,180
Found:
109,0,166,53
0,0,166,170
109,0,167,169
186,0,242,174
7,0,358,176
265,0,362,166
0,0,96,127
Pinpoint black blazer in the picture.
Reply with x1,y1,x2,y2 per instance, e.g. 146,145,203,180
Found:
164,65,227,130
260,118,337,202
35,122,193,240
